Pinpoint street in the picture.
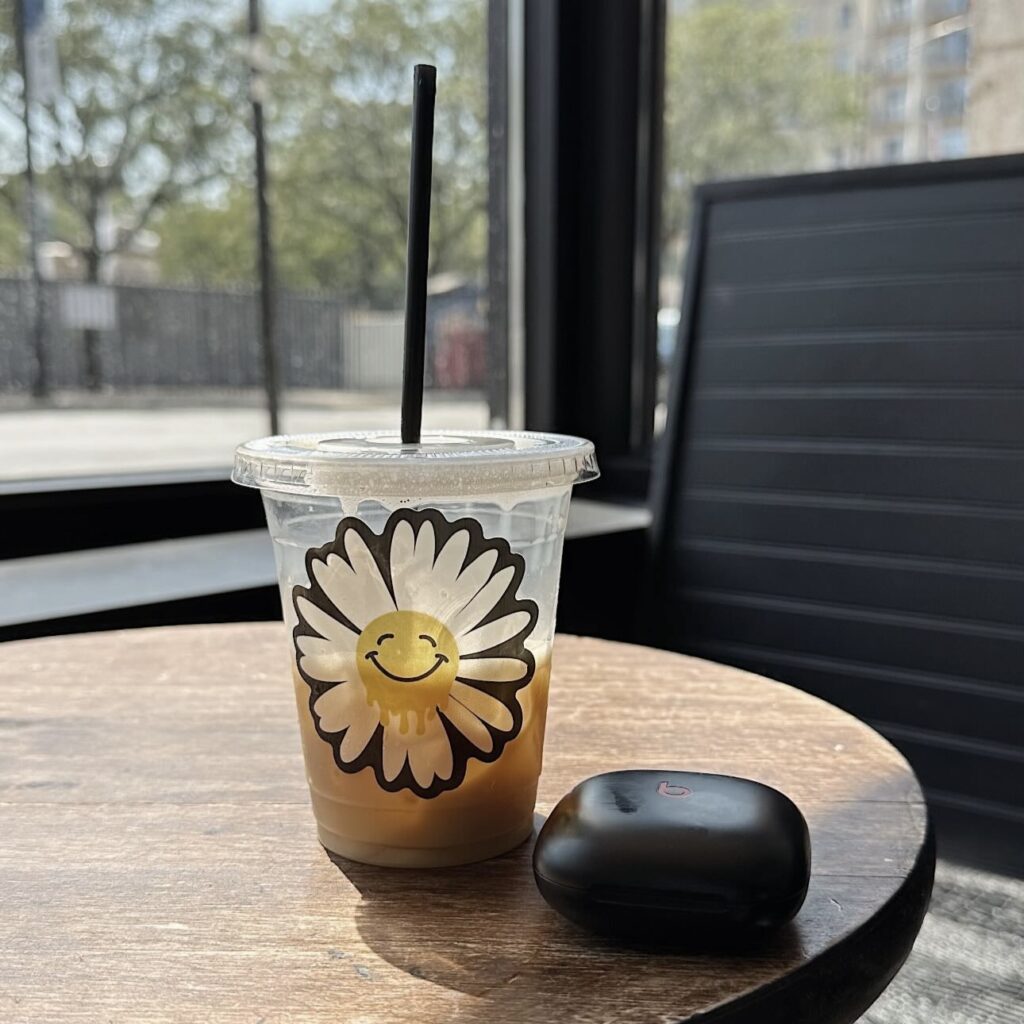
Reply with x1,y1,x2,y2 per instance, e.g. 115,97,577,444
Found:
0,390,489,482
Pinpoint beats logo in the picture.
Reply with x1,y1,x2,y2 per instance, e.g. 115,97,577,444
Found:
657,781,692,798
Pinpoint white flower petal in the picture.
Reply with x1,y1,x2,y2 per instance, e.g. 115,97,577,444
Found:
382,725,409,782
342,530,398,624
297,634,334,659
295,596,358,649
299,654,354,684
391,520,434,612
450,681,515,733
413,521,436,573
297,637,356,683
458,609,532,656
407,712,454,788
441,699,494,754
457,657,530,684
339,698,380,762
407,520,436,598
311,554,382,632
311,552,354,595
313,679,368,734
450,565,515,637
390,520,416,579
448,549,498,608
429,529,470,591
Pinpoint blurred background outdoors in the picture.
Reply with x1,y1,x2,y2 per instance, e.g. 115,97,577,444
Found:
0,0,1022,479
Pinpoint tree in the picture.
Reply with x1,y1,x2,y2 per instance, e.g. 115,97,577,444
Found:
662,1,861,255
0,0,248,386
253,0,486,303
0,185,24,269
8,0,247,279
0,15,26,270
154,187,254,286
151,0,488,300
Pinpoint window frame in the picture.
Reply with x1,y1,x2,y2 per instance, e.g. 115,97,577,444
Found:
522,0,666,501
0,468,263,560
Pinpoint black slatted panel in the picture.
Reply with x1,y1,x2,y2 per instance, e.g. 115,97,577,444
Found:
650,156,1024,872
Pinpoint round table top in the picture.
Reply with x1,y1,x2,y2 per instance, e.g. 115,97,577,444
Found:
0,624,933,1024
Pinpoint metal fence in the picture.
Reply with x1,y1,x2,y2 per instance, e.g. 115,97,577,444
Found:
0,275,486,394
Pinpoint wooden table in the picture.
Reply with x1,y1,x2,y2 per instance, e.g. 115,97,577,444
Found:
0,625,933,1024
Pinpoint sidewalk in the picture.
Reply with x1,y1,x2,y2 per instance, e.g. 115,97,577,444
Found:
0,392,489,482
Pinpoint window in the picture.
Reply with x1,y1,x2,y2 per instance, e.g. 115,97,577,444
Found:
927,0,970,20
883,135,905,161
881,0,911,26
1,0,506,485
883,37,909,74
925,79,967,117
656,1,1024,435
883,86,907,123
939,126,968,158
926,29,970,67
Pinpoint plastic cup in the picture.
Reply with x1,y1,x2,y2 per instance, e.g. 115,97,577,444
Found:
233,430,598,867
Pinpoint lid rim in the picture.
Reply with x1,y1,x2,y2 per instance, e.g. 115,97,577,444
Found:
232,429,599,497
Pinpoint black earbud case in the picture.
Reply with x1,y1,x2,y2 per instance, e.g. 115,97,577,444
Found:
533,770,811,942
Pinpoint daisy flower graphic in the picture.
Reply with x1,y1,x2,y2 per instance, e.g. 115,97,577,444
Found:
292,508,538,798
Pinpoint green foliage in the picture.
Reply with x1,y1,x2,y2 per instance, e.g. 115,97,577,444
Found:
268,0,487,302
0,173,24,269
0,0,856,299
0,0,247,280
662,0,861,248
0,208,24,269
153,188,254,286
155,0,487,301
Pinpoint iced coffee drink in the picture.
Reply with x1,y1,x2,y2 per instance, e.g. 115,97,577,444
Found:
233,431,597,866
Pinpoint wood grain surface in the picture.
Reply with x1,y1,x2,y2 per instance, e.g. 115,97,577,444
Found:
0,625,933,1024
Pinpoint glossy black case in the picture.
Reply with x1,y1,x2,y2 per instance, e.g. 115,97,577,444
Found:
533,770,811,943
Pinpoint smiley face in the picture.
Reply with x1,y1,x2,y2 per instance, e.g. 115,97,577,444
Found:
356,610,460,734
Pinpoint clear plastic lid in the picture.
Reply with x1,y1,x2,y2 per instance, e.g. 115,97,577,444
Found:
233,430,599,497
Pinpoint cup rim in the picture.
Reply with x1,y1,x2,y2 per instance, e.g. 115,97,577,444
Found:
232,429,599,497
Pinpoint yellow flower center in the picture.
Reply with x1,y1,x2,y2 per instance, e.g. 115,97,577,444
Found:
356,610,460,735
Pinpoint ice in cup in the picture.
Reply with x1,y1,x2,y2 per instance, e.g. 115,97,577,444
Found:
233,431,598,867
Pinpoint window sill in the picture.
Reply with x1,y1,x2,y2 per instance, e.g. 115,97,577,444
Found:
1,497,650,631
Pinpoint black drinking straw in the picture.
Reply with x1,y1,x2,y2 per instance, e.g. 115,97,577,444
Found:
401,64,436,445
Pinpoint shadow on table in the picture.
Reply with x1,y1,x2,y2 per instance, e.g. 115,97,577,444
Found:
327,813,803,1024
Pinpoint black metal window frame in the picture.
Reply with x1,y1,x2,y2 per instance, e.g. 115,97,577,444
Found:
0,469,265,560
523,0,666,501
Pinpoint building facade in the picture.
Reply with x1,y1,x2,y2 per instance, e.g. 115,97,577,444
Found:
793,0,1024,168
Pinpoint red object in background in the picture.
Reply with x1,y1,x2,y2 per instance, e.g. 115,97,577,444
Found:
433,320,486,389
